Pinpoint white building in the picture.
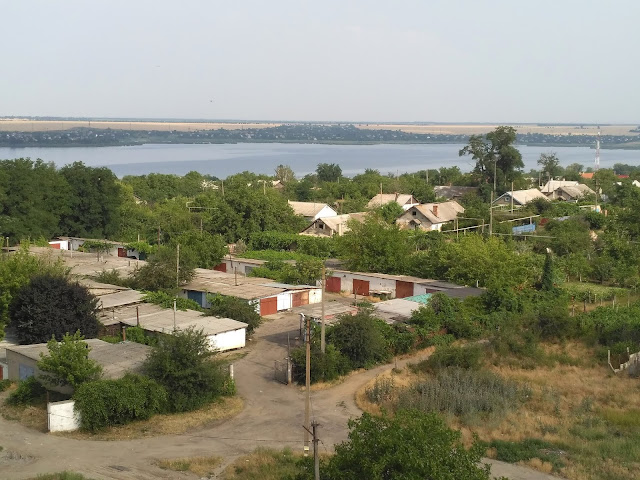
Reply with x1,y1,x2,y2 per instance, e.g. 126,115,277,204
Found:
287,201,338,222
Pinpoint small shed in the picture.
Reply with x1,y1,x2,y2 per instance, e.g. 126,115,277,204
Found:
112,303,247,352
5,339,150,393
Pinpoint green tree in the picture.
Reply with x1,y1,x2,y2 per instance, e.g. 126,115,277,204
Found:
0,247,69,340
59,162,122,238
316,163,342,182
324,409,497,480
327,310,391,369
459,126,524,193
274,164,296,184
37,331,103,389
376,201,405,224
144,326,228,412
337,215,411,274
9,274,99,344
537,152,563,182
541,253,555,291
131,245,195,292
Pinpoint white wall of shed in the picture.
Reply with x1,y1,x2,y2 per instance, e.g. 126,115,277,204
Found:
48,400,81,432
48,240,68,250
207,328,246,352
308,288,322,304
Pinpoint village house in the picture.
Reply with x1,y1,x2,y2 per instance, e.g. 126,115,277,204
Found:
299,212,367,237
492,188,549,207
287,200,337,222
367,193,418,211
396,201,464,231
540,180,594,201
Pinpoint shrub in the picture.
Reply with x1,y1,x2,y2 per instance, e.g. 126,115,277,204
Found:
327,311,392,369
291,343,351,384
207,294,262,334
0,379,12,392
6,377,47,406
486,438,565,471
74,374,167,432
418,344,483,372
142,291,203,311
398,368,527,420
124,326,157,346
144,327,228,412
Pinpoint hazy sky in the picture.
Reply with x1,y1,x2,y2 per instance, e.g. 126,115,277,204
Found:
3,0,638,123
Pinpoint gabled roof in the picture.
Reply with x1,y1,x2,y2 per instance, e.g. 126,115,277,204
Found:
494,189,548,205
405,201,464,224
300,213,367,236
580,172,594,179
433,186,478,199
557,184,594,199
287,201,334,218
540,180,581,193
367,193,418,209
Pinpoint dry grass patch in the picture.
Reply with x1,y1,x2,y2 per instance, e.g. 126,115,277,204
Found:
1,403,48,432
61,396,243,440
158,455,222,476
222,448,322,480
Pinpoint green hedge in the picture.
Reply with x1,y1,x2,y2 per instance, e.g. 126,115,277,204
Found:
73,374,167,432
248,231,337,258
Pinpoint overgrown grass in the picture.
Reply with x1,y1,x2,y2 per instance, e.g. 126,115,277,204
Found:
561,282,629,302
222,448,313,480
485,438,566,471
397,368,529,422
0,379,12,392
158,455,222,476
29,473,94,480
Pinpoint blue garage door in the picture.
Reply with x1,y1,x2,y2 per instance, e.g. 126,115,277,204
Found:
187,290,204,306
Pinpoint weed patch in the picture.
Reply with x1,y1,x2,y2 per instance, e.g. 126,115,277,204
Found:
158,456,222,476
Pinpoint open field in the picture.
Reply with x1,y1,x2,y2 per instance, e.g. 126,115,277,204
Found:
1,118,637,136
356,342,640,480
356,123,640,136
0,119,282,132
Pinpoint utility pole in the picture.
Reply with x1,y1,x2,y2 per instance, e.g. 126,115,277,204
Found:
158,226,161,246
320,265,326,353
302,420,320,480
173,299,177,330
493,155,497,193
489,191,494,236
304,314,311,456
510,181,514,214
176,243,180,289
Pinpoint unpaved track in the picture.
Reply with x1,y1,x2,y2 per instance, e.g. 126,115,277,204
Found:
0,314,561,480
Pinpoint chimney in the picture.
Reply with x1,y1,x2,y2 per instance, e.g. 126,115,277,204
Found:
433,205,438,217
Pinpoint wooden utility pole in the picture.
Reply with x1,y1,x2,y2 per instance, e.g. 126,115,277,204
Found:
510,181,514,214
304,314,311,456
321,266,326,353
302,420,320,480
176,244,180,289
489,191,494,236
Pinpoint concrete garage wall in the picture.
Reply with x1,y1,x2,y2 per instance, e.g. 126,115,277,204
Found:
208,329,246,352
48,400,81,432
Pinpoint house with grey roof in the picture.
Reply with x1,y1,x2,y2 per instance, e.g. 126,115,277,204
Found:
493,188,549,207
367,193,418,211
287,201,337,222
396,201,464,231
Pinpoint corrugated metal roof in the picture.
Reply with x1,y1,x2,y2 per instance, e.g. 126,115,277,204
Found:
288,201,334,217
183,268,285,300
97,290,145,310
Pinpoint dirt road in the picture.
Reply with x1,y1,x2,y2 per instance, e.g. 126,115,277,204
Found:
0,313,562,480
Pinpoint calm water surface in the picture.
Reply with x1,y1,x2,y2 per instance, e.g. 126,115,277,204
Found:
0,143,638,177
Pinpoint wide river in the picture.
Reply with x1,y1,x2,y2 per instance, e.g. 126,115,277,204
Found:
0,143,638,178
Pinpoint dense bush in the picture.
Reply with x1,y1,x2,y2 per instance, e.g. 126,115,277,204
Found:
485,438,565,471
248,231,336,258
290,343,350,384
580,302,640,347
0,379,13,392
74,374,167,431
327,311,392,369
144,327,228,412
206,294,261,334
6,377,47,406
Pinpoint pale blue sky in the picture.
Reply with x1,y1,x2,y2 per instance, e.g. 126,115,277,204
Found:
2,0,638,123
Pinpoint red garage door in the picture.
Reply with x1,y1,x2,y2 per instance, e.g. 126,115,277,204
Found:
50,243,61,249
117,247,127,257
396,280,414,298
260,296,278,316
326,276,341,293
213,263,227,272
292,292,304,307
353,279,370,296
